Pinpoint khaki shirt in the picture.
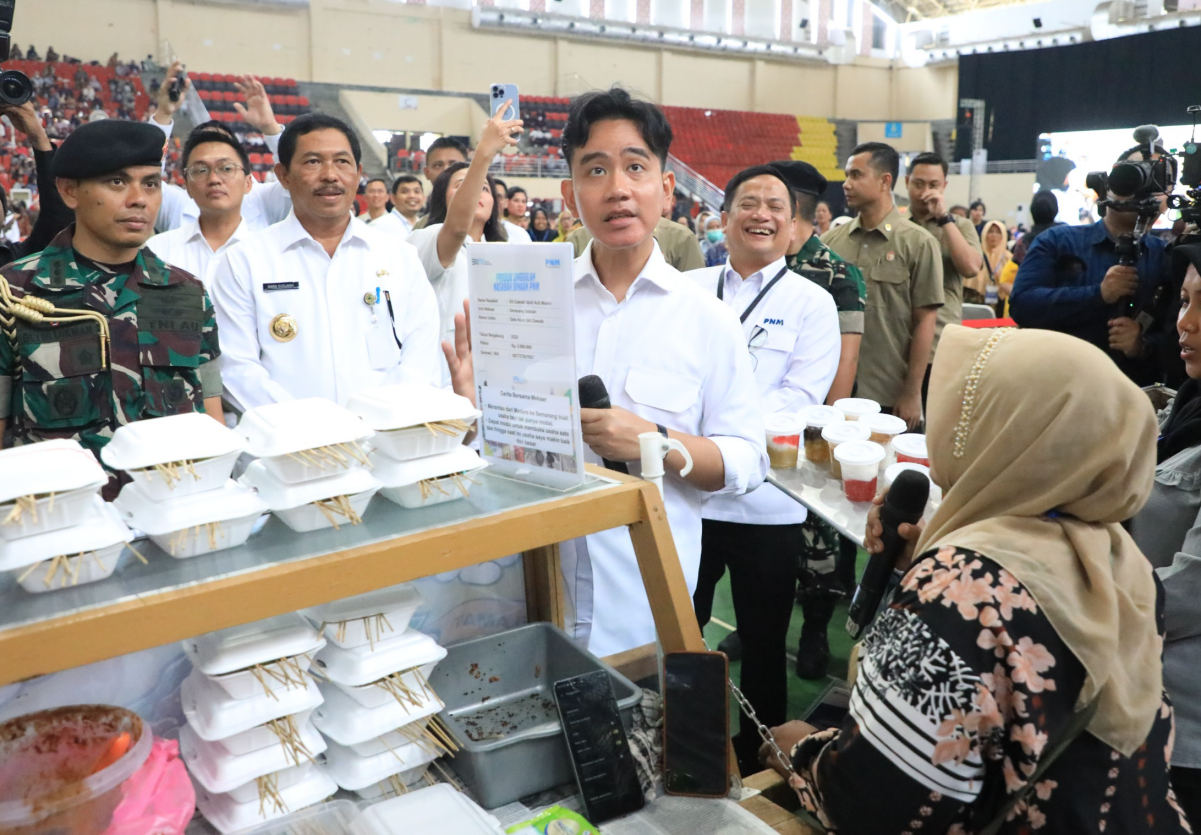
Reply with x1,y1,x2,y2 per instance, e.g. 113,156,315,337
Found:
915,214,982,352
568,216,705,272
821,206,943,405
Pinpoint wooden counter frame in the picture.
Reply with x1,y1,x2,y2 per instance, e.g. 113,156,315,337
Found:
0,466,706,687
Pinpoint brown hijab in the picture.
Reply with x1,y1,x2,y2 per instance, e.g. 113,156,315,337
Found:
914,325,1161,756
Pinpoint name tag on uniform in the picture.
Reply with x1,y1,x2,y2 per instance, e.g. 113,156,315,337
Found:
262,281,300,292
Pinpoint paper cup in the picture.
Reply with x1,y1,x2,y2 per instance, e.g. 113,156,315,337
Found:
833,398,881,422
821,422,871,480
765,416,804,469
800,405,843,465
892,433,929,467
833,441,885,503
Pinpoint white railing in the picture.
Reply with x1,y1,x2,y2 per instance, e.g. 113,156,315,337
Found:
667,154,725,208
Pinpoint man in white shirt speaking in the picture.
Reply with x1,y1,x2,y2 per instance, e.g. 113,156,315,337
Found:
210,113,442,411
687,163,840,773
147,129,255,288
444,88,768,657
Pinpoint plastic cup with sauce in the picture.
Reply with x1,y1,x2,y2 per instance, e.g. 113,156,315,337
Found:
866,413,907,449
893,433,929,467
765,415,804,469
833,440,886,503
821,421,871,480
800,405,843,466
833,397,881,422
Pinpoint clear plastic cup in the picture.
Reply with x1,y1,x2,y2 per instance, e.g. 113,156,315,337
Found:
892,433,929,467
833,440,886,503
765,416,804,469
821,421,871,480
833,397,881,422
800,405,843,465
866,413,907,448
882,462,930,490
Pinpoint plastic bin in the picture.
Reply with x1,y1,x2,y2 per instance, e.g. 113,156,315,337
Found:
429,623,641,808
0,705,152,835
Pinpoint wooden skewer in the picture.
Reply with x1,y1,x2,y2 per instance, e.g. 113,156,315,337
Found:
126,542,149,565
16,559,42,583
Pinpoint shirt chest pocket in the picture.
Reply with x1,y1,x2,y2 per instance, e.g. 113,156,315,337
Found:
135,287,205,416
624,367,701,426
867,260,909,315
17,327,112,430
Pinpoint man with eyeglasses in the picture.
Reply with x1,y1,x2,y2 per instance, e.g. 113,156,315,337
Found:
146,130,255,288
686,163,840,774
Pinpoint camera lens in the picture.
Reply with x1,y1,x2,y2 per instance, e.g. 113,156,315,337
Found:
0,71,32,106
1109,161,1149,197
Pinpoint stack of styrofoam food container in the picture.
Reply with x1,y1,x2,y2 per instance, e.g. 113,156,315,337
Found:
180,614,336,833
103,413,267,559
236,398,381,532
346,383,487,509
302,583,453,800
0,439,135,593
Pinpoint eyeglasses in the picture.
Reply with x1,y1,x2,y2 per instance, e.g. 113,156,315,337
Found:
184,162,245,182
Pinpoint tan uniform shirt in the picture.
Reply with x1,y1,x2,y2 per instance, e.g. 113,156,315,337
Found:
821,206,943,406
916,214,982,353
567,216,705,272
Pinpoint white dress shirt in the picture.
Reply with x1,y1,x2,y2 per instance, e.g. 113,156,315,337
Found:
391,209,416,238
565,242,768,657
405,223,473,386
358,211,410,240
688,257,841,525
152,121,291,233
146,217,254,289
210,213,442,411
502,220,531,243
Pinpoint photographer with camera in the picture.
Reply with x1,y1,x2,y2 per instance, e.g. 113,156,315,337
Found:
1010,140,1178,385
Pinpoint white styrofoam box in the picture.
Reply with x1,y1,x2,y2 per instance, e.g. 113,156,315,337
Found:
334,665,442,712
259,446,371,486
195,763,336,835
180,719,327,794
16,541,126,594
0,439,107,540
312,681,443,748
181,669,323,742
313,629,444,688
213,710,318,758
370,425,471,463
351,762,434,801
183,613,324,677
239,461,380,532
237,398,373,482
101,413,246,498
322,737,438,792
2,498,132,583
373,447,486,509
207,651,321,701
350,784,504,835
224,762,313,805
346,382,479,432
300,583,422,650
345,715,441,758
114,480,268,558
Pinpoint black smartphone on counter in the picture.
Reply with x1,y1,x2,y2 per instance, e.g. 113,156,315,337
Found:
663,650,729,797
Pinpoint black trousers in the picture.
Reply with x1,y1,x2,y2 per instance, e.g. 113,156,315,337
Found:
693,519,802,753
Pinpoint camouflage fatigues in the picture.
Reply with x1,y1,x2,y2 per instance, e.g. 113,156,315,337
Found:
0,227,221,496
786,233,866,335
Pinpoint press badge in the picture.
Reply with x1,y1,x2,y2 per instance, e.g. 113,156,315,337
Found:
366,317,401,368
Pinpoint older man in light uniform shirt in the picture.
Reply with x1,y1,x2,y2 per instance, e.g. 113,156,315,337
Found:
686,163,840,772
147,129,255,288
211,114,441,410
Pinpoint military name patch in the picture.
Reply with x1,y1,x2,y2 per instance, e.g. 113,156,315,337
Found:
263,282,300,292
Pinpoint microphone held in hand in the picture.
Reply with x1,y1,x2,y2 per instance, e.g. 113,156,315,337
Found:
845,469,930,640
578,374,628,474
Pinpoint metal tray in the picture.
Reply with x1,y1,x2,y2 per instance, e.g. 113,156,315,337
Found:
429,622,641,809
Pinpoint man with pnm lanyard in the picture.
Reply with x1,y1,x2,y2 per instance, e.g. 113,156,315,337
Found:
443,88,768,657
687,163,840,773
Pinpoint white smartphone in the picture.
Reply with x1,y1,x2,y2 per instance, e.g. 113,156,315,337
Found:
489,83,520,120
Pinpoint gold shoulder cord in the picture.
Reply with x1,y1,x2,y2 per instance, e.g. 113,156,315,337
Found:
0,275,112,368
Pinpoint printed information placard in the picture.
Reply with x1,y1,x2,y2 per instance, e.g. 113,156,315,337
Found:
467,243,585,488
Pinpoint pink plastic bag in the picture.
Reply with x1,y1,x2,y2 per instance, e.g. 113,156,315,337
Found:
103,737,195,835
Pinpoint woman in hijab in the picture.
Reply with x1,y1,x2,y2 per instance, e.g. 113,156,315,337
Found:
766,325,1190,833
528,206,555,242
1012,190,1061,263
1131,244,1201,825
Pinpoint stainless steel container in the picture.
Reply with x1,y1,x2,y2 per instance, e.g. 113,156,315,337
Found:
430,623,641,808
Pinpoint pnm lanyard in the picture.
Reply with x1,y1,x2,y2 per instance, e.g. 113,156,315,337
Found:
715,265,789,323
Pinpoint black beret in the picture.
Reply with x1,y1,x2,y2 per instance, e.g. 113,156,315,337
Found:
770,160,828,197
52,119,164,180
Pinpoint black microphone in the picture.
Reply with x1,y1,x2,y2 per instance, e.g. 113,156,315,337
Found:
845,469,930,640
578,374,628,474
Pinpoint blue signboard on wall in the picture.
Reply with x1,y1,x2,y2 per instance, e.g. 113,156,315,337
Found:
885,122,902,138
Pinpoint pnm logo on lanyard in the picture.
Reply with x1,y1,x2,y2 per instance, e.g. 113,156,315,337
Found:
763,318,784,326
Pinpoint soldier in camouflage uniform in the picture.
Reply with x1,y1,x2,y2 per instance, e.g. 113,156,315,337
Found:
776,161,867,680
0,119,223,499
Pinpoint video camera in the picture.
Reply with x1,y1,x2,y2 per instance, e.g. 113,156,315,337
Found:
1167,105,1201,236
0,0,32,107
1084,125,1174,270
